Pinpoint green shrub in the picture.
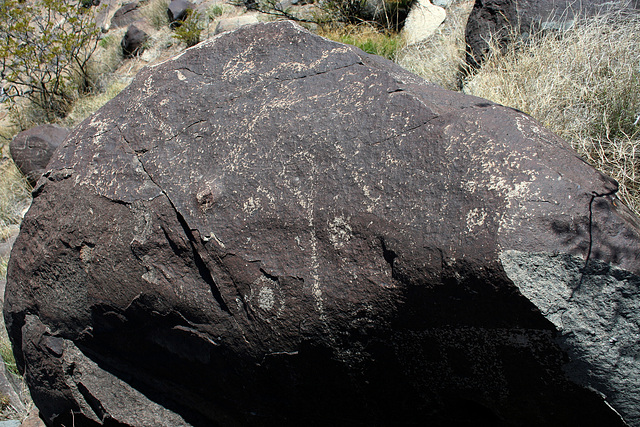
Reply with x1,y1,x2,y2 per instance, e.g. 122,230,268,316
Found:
0,336,18,377
321,25,403,60
0,0,102,121
99,34,115,49
172,10,203,47
464,10,640,215
207,4,227,19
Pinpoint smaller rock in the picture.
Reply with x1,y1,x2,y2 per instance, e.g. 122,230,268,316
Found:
111,1,141,29
276,0,313,7
275,0,294,9
168,0,194,26
432,0,453,7
9,125,69,187
402,0,447,45
214,14,260,35
20,407,46,427
121,21,150,57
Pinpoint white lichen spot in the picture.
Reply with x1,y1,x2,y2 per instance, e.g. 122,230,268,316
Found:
461,180,478,193
176,70,187,81
258,287,275,311
80,245,93,264
256,185,276,208
248,275,283,315
243,197,261,214
466,208,488,233
328,215,352,249
142,268,160,285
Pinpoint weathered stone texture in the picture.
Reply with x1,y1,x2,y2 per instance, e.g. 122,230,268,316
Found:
5,21,640,426
10,124,69,187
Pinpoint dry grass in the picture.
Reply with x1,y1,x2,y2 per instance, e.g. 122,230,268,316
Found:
395,0,474,90
142,0,170,30
464,9,640,215
63,78,131,128
0,157,30,242
0,141,30,423
0,329,30,422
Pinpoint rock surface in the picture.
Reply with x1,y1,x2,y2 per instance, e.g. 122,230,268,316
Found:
9,124,69,187
465,0,640,67
121,21,150,57
402,0,447,45
19,408,46,427
110,1,141,29
168,0,195,25
214,14,260,35
93,0,129,32
5,21,640,426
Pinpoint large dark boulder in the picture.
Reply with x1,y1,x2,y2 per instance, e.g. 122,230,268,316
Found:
5,21,640,426
9,124,69,187
465,0,640,67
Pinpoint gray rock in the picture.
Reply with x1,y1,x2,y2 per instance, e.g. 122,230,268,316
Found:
93,0,127,32
19,407,46,427
5,21,640,426
213,14,260,34
501,250,640,424
432,0,454,7
9,124,69,187
402,0,447,45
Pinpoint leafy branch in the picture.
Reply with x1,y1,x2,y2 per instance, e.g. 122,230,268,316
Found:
0,0,101,121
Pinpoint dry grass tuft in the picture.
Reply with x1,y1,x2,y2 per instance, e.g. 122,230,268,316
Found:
0,151,30,280
0,157,30,239
142,0,171,30
63,78,131,127
464,9,640,215
395,0,474,90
